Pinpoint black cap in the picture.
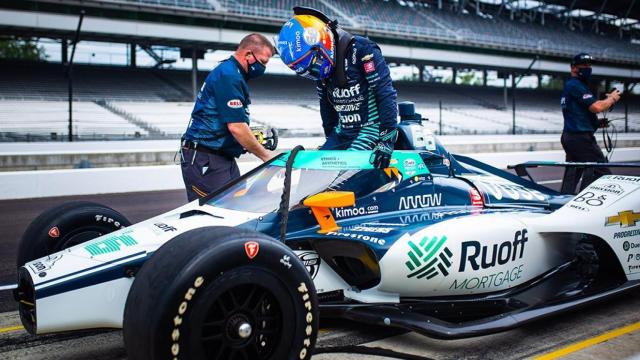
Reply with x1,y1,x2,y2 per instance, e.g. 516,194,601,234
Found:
571,53,593,66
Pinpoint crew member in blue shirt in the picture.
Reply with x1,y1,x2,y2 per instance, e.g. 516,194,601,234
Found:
276,7,398,169
181,34,274,202
560,53,620,189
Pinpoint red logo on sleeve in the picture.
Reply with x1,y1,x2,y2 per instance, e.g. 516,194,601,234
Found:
227,99,243,109
244,241,260,259
363,61,375,73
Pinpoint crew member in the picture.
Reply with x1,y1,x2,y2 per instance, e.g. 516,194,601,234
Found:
277,7,398,168
181,34,274,202
560,53,620,189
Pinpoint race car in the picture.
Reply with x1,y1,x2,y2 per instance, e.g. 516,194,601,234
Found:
14,106,640,360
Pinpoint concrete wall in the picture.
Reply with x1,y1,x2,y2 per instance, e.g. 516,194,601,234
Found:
1,148,638,200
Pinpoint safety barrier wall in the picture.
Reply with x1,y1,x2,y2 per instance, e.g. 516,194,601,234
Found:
1,149,639,200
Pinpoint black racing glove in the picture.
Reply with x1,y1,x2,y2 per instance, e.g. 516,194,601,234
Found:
370,128,398,169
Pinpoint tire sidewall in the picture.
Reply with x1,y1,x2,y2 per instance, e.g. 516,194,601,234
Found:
17,202,130,267
137,232,318,360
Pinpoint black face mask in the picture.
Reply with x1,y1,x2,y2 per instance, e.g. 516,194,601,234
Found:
247,53,266,80
577,67,592,82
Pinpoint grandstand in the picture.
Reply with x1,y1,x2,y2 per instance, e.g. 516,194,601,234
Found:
1,61,637,140
0,101,148,141
83,0,640,64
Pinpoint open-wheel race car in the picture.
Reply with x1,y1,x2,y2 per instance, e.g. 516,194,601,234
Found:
14,112,640,360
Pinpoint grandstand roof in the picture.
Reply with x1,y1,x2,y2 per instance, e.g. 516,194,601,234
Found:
2,0,639,68
476,0,638,24
542,0,638,19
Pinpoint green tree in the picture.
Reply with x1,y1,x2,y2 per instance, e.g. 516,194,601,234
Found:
0,38,47,61
458,72,477,85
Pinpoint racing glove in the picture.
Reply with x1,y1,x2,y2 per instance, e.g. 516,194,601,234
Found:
370,128,398,169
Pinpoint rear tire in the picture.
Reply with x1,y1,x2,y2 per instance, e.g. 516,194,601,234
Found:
123,226,318,360
17,201,130,268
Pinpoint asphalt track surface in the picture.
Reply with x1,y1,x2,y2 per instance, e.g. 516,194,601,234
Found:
1,166,639,359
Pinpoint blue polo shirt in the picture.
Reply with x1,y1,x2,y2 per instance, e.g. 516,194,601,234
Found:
183,56,250,158
561,77,598,133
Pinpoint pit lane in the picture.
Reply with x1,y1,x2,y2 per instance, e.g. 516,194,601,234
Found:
0,166,639,359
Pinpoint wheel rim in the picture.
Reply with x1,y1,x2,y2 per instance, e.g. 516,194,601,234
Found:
58,230,104,250
201,283,283,360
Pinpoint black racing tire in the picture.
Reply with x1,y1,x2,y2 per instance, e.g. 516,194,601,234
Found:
17,201,131,268
123,226,318,360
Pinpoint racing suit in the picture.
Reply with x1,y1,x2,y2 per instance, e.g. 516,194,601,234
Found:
317,36,398,150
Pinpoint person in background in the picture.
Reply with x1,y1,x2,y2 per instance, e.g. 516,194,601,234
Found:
180,34,274,202
560,53,620,189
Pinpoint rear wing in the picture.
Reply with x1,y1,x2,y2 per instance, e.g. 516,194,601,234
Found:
508,161,640,195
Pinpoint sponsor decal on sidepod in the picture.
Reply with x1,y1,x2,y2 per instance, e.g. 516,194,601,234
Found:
404,229,528,290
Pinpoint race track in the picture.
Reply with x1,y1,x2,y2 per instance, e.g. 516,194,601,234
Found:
1,166,639,359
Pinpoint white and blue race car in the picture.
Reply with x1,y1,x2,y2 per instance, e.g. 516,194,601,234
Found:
15,118,640,360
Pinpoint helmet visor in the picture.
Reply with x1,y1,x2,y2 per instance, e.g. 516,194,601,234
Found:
288,47,334,81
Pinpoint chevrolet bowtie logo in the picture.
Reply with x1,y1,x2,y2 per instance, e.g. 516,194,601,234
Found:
605,210,640,228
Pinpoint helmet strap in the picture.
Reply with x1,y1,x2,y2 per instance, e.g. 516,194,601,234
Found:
333,27,354,88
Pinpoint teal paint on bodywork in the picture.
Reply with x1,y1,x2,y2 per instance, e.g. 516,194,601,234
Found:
272,150,429,177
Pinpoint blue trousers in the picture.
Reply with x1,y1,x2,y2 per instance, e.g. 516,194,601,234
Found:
180,148,240,202
320,132,353,150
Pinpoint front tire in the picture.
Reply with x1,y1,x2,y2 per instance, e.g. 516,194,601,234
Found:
17,201,130,267
123,226,318,360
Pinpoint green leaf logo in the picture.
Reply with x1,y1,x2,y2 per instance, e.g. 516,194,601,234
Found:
405,235,453,280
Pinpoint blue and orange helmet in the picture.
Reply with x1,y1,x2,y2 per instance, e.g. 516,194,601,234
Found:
277,14,335,81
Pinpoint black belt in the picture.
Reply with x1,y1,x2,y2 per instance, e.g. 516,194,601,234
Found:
563,131,594,135
182,141,230,158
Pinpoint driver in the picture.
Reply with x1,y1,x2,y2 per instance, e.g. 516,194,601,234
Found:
276,7,398,169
